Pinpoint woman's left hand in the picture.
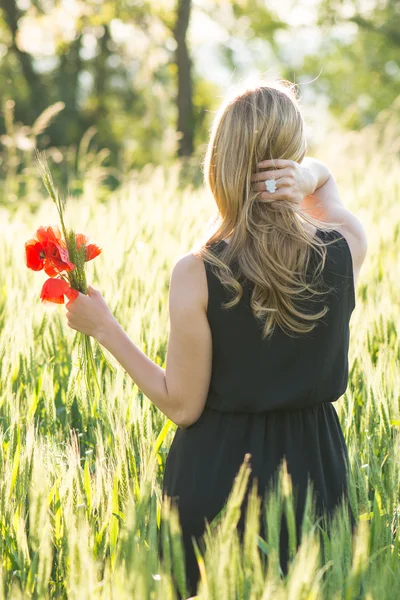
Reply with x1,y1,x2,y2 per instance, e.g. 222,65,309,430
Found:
251,159,317,205
65,285,116,340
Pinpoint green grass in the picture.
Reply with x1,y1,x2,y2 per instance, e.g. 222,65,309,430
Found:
0,143,399,598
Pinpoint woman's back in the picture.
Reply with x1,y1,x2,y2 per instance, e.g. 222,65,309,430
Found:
163,227,357,597
204,227,356,413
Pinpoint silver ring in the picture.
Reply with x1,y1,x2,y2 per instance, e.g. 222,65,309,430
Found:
265,178,277,193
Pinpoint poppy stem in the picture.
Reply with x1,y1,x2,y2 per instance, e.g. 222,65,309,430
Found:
35,150,107,399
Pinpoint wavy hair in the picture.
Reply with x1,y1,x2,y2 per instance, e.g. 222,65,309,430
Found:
194,79,342,339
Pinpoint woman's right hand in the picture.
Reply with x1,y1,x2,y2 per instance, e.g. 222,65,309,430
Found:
250,159,318,205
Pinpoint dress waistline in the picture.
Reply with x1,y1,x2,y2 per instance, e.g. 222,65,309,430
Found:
203,400,334,416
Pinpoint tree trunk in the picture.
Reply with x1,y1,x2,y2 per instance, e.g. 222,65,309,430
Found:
1,0,46,117
174,0,194,157
93,25,111,119
55,33,83,145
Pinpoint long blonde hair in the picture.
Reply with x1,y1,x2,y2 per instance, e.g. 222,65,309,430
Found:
195,79,342,339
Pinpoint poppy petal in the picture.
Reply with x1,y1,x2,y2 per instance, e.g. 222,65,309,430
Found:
40,278,78,304
54,257,75,272
34,226,75,273
40,278,70,304
42,241,75,274
37,225,63,243
75,233,88,249
65,287,79,301
85,244,102,261
25,239,45,271
43,260,61,277
45,242,75,269
36,225,63,245
55,244,75,269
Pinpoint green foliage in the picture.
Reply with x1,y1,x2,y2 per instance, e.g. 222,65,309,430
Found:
1,0,399,179
0,133,399,597
303,0,400,129
0,0,221,171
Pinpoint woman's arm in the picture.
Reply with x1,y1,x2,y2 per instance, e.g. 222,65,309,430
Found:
298,157,347,221
65,254,213,428
300,156,331,193
299,168,368,280
252,158,368,278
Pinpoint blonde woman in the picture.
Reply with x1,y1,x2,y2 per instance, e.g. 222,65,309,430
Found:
65,80,367,597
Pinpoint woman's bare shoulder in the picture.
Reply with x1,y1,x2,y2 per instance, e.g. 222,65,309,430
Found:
169,252,208,311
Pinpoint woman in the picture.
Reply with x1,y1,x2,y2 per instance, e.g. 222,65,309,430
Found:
65,80,367,597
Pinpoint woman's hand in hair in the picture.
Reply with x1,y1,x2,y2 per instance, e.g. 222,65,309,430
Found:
250,159,317,205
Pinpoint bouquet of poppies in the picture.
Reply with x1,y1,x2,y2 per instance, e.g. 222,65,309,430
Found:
25,151,110,396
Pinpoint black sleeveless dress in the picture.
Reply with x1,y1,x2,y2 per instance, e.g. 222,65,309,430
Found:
162,228,356,596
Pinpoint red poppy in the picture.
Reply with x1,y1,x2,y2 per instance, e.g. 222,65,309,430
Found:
75,233,102,262
40,278,79,304
25,225,75,277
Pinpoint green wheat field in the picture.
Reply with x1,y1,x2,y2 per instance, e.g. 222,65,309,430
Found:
0,128,399,599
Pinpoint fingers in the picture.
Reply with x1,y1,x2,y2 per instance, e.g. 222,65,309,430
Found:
251,168,291,183
65,286,101,316
251,158,297,182
65,292,86,311
262,187,290,201
88,285,101,297
252,176,292,192
66,309,80,331
65,298,79,310
257,159,296,169
256,188,298,204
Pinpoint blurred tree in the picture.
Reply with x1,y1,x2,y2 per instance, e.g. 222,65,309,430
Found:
0,0,291,170
303,0,400,128
0,0,292,172
3,0,396,177
0,0,179,166
1,0,46,118
55,32,83,144
174,0,194,157
202,0,287,73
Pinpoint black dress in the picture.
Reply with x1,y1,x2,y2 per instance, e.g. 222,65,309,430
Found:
162,228,356,596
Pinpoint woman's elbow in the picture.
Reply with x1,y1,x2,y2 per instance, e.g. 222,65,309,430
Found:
174,407,203,429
